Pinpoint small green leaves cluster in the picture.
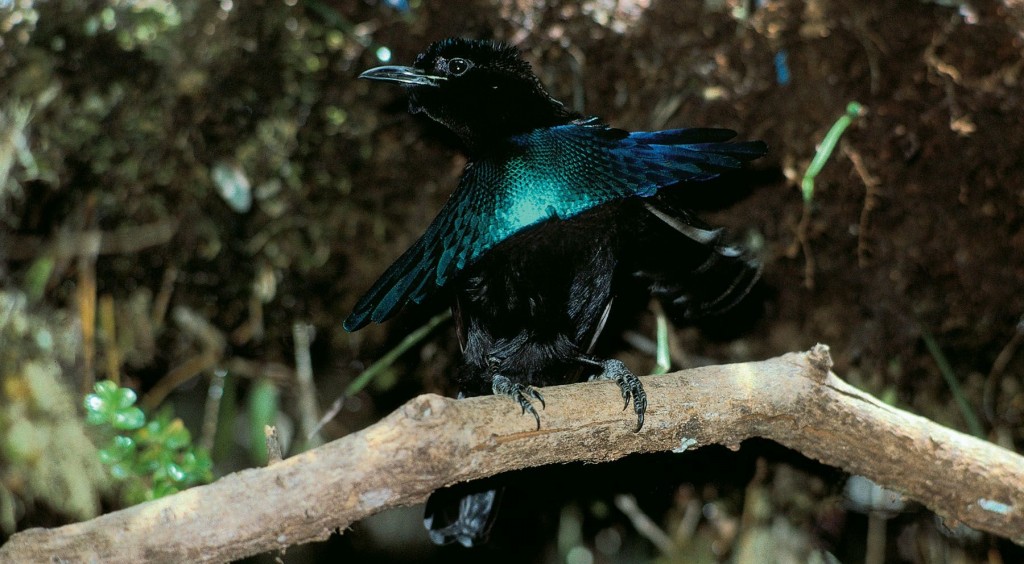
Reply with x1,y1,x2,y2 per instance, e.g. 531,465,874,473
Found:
84,381,212,505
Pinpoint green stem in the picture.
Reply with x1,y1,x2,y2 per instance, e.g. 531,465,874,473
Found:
919,326,985,438
802,101,863,202
653,310,671,375
345,310,451,397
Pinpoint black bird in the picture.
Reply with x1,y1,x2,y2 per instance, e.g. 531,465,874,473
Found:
346,38,766,546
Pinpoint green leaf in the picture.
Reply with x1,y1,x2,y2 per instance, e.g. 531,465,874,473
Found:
112,407,145,430
24,255,56,302
86,381,144,428
84,388,116,423
98,435,136,464
111,434,136,453
164,462,186,482
84,380,214,505
113,387,138,409
85,404,109,425
93,380,119,398
162,420,191,450
182,450,213,481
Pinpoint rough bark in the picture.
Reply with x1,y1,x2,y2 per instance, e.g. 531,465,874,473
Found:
2,345,1022,563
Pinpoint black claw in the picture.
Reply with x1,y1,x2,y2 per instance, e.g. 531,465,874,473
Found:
516,391,541,430
632,383,647,432
629,377,647,432
587,358,647,432
525,402,541,430
492,374,544,430
530,387,546,409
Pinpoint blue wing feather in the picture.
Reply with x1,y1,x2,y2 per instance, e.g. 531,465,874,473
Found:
344,122,766,331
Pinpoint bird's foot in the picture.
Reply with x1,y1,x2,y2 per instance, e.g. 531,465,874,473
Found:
491,374,545,430
587,359,647,432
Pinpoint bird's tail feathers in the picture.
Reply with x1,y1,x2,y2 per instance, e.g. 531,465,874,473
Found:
424,483,502,547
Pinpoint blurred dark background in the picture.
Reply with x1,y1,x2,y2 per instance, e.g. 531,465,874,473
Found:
2,0,1023,562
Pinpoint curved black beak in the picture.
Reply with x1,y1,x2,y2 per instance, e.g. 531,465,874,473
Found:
358,65,445,87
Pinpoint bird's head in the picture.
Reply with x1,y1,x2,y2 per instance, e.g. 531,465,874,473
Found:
360,38,577,152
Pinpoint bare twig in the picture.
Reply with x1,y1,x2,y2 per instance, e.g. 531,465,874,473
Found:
990,316,1024,380
842,143,881,268
99,294,121,385
4,219,179,261
984,315,1024,424
199,369,228,453
151,264,178,330
264,425,283,465
794,202,816,289
292,322,322,449
141,307,226,410
615,494,675,556
3,346,1022,563
76,232,99,394
309,395,345,440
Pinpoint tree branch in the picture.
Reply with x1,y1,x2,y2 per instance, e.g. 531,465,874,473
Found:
3,345,1022,562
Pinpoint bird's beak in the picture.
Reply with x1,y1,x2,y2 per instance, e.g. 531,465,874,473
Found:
358,65,445,87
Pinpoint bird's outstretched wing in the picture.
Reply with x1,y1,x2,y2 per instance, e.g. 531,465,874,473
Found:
343,122,766,331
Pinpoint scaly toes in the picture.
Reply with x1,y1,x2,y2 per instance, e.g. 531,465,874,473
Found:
521,396,541,430
492,375,544,430
590,359,647,432
629,379,647,432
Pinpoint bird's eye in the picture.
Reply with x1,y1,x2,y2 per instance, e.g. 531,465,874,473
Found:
447,57,471,76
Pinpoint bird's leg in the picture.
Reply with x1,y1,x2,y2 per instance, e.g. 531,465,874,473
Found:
488,356,545,430
579,355,647,432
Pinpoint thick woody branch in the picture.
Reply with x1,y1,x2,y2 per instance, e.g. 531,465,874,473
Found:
2,346,1022,562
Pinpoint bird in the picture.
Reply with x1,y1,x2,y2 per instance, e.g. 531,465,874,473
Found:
345,37,767,546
